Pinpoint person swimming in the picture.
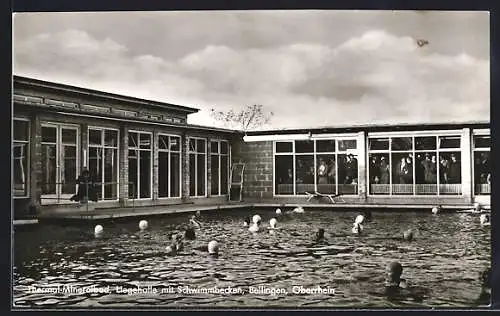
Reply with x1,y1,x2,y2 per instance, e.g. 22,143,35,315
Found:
431,205,441,215
189,214,202,229
269,218,278,229
208,240,219,257
315,228,326,243
385,261,408,289
480,214,491,226
403,228,414,242
168,232,184,252
355,214,365,225
275,208,282,216
352,222,363,235
249,221,260,233
292,206,305,214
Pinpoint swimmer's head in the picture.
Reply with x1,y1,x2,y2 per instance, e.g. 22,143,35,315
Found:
480,214,490,225
432,206,441,214
94,225,103,236
252,214,262,225
316,228,325,240
208,240,219,255
196,210,201,217
276,208,282,215
270,218,278,229
403,229,414,242
184,227,196,240
387,261,403,283
139,220,148,231
355,214,365,225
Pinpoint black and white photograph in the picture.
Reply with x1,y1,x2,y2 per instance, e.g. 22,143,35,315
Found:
12,9,491,309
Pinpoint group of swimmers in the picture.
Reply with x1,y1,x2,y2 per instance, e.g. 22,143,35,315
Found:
91,203,491,305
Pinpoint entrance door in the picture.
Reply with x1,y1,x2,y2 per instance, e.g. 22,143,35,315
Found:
41,123,79,204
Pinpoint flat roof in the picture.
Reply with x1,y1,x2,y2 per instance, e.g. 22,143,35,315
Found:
13,75,199,115
246,121,490,135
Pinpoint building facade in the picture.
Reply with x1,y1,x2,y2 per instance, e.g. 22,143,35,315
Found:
13,76,237,218
236,123,490,207
12,76,490,218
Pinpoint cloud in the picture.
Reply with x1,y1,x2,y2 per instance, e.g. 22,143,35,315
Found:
13,27,489,130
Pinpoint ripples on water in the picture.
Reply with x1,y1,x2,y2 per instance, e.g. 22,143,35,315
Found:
13,209,490,308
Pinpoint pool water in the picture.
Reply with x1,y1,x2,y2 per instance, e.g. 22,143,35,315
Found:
13,208,490,308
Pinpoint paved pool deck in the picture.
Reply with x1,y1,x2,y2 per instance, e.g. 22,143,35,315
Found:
31,201,481,223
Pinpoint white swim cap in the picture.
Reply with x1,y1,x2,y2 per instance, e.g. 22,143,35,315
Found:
94,225,103,235
270,218,277,228
252,214,262,224
208,240,219,254
480,214,489,225
431,207,440,214
276,208,282,215
139,220,148,230
355,214,365,224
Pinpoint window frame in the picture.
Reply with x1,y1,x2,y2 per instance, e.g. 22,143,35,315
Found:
188,136,208,197
367,130,463,197
128,130,153,200
157,133,182,199
13,117,30,198
210,139,230,196
87,126,120,201
273,137,359,197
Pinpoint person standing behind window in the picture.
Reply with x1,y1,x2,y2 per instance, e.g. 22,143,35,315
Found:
379,157,390,184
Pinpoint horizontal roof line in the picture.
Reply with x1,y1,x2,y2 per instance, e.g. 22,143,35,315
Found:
13,75,200,114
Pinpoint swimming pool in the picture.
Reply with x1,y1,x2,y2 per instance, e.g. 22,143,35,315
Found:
13,208,490,308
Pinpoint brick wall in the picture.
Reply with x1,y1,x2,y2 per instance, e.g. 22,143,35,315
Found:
232,139,274,200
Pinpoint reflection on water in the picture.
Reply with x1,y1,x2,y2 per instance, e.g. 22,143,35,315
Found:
13,209,490,308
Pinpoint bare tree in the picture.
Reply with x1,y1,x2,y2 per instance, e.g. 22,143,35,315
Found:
210,104,274,131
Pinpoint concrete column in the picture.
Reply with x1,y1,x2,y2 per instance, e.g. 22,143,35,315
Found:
207,140,212,197
30,113,42,205
357,131,367,200
461,128,473,203
80,123,88,169
181,132,190,200
119,126,128,206
152,130,159,200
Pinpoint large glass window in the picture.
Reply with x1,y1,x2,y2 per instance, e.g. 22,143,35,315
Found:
274,138,358,195
473,134,490,195
88,128,119,201
41,123,79,204
158,134,181,198
210,140,230,196
368,134,462,196
13,119,30,197
189,138,207,197
128,131,152,199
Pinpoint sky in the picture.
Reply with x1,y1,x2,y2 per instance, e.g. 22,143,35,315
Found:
13,10,490,130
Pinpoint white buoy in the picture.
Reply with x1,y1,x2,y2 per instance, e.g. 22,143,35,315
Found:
208,240,219,254
139,220,148,230
432,206,440,214
355,214,365,224
94,225,103,235
270,218,278,229
276,208,282,215
252,214,262,224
